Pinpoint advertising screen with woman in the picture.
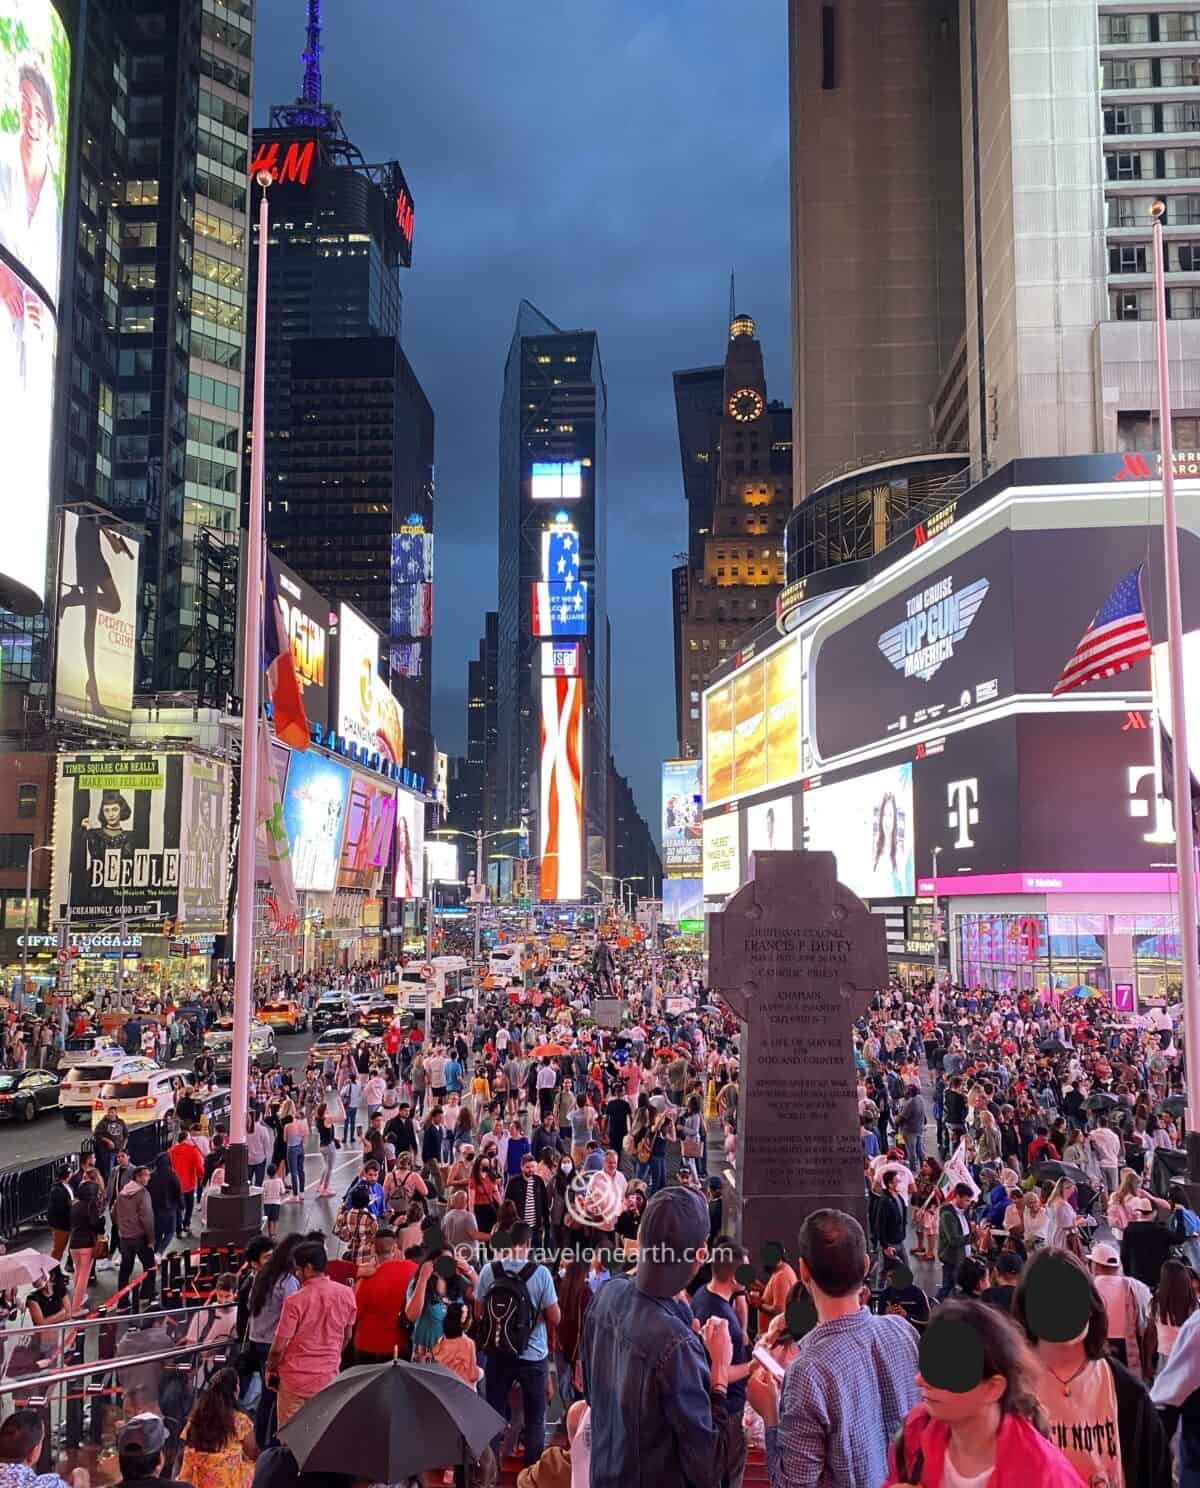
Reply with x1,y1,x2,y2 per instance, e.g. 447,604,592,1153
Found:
802,760,915,899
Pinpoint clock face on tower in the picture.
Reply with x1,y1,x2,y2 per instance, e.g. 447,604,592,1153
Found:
728,387,765,422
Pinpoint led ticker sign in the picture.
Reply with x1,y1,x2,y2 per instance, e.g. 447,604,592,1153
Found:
395,187,414,245
249,138,317,186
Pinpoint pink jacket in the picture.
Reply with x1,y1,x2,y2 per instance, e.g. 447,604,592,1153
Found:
884,1407,1087,1488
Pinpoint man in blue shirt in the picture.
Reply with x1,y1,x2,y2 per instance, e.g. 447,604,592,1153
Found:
474,1221,560,1465
443,1054,463,1096
691,1242,753,1488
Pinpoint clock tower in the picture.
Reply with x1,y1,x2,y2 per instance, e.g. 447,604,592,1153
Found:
674,312,792,756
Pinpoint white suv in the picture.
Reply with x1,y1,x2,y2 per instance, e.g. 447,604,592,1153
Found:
60,1055,159,1124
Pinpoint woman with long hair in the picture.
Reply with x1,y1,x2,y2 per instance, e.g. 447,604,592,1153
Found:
872,791,903,894
1013,1248,1171,1487
1148,1256,1197,1371
470,1153,501,1235
314,1101,337,1197
67,1177,104,1314
882,1299,1085,1486
555,1256,592,1410
179,1367,257,1488
246,1233,301,1447
1044,1179,1079,1250
912,1156,943,1262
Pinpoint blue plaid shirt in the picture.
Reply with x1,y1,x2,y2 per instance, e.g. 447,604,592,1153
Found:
765,1309,919,1488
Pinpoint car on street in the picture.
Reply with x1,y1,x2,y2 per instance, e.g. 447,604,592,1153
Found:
256,999,308,1033
356,999,400,1035
202,1023,278,1080
56,1036,125,1071
0,1069,60,1121
60,1055,159,1124
91,1067,192,1130
312,993,351,1034
309,1027,373,1061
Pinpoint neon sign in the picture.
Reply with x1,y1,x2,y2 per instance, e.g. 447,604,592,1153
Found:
249,139,317,187
395,187,414,245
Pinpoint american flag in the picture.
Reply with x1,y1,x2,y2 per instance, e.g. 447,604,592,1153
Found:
391,581,432,639
391,531,433,584
1052,564,1152,696
544,527,581,584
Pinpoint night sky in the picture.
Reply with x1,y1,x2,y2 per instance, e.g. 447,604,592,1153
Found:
253,1,791,841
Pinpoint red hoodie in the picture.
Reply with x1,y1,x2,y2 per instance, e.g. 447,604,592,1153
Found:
168,1138,205,1195
884,1406,1087,1488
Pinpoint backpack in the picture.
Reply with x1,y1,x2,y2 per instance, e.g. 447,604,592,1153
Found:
478,1261,539,1357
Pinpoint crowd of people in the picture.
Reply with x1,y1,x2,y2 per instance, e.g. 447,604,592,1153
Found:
16,946,1200,1488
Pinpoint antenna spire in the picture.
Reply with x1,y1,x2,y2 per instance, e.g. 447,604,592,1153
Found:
301,0,322,109
728,268,735,338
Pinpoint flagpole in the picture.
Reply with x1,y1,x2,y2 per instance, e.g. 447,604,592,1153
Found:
220,171,272,1211
1151,199,1200,1175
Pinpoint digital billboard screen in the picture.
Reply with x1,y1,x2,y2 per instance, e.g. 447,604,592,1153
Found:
803,759,915,900
254,738,291,885
394,789,425,899
662,759,702,872
391,527,433,641
51,753,184,926
55,511,138,732
338,773,395,893
178,755,231,932
532,582,587,637
271,555,331,731
0,0,70,615
425,840,458,882
531,461,582,502
540,676,584,901
663,877,703,925
337,602,404,764
702,813,740,898
808,514,1200,766
746,794,794,857
541,641,580,677
704,638,801,807
281,749,351,893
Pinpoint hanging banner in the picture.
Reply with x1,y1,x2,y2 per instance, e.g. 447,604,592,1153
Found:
54,510,139,732
178,755,231,931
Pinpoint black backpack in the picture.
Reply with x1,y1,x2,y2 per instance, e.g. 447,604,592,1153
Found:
478,1261,538,1357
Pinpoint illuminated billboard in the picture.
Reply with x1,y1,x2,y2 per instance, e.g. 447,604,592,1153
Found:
803,759,915,900
540,676,584,901
337,603,404,764
394,789,425,899
425,840,458,883
338,774,395,893
271,555,331,731
541,642,580,677
702,812,740,898
55,511,138,733
281,749,352,893
662,759,702,872
391,525,433,641
541,523,579,581
532,581,587,637
0,0,70,614
704,638,801,807
531,461,583,502
51,753,183,926
178,755,231,932
746,794,794,857
663,876,703,925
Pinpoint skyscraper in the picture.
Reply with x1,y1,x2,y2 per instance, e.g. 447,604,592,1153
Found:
787,0,964,498
497,301,609,899
242,5,432,771
675,315,791,757
1,0,255,711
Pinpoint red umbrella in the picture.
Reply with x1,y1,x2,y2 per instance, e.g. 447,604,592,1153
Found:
530,1042,569,1057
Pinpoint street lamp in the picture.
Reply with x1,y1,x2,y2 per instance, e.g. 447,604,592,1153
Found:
19,844,51,1013
431,826,525,963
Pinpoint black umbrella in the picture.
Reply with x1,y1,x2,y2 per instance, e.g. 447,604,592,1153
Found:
1039,1038,1070,1056
1158,1094,1188,1117
278,1359,506,1480
1082,1093,1118,1113
1032,1160,1090,1187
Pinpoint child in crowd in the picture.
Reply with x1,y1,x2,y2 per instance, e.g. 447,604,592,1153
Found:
432,1302,478,1386
261,1164,285,1239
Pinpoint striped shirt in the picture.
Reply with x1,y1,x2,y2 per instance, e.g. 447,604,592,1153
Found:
765,1309,919,1488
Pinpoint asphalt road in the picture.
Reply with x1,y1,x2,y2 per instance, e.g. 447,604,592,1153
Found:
0,1031,317,1169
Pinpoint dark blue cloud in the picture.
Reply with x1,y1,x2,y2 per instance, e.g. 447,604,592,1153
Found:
253,1,790,838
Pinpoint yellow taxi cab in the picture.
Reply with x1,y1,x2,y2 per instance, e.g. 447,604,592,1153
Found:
256,999,307,1032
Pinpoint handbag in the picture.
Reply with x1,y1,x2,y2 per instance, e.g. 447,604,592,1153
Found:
93,1235,110,1260
682,1136,703,1159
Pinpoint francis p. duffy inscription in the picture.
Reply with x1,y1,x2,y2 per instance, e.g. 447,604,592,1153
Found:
707,850,886,1267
